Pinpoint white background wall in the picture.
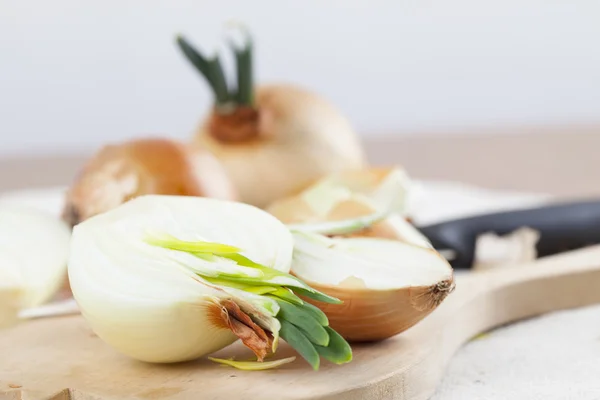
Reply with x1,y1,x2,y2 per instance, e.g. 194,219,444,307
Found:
1,0,600,156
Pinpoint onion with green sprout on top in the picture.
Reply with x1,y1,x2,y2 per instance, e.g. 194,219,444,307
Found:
176,26,366,208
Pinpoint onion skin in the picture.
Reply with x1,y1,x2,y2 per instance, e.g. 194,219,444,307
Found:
301,274,455,342
271,197,399,238
269,191,432,248
63,138,237,226
196,84,367,208
266,167,426,244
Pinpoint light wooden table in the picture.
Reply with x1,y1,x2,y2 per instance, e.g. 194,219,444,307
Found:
2,125,600,198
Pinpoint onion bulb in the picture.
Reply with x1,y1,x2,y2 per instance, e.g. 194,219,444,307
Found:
176,30,366,208
63,138,236,226
290,229,454,342
0,205,71,327
68,195,352,370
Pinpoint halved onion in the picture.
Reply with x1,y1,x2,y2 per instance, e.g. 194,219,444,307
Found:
0,206,71,326
68,195,352,369
290,232,454,342
268,167,453,341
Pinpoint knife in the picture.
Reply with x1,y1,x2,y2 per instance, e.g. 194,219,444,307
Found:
418,199,600,269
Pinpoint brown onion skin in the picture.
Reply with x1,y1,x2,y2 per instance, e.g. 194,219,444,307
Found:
196,84,367,208
302,275,455,342
267,167,456,341
63,138,237,226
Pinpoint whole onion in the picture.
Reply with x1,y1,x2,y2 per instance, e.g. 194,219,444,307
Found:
177,30,366,208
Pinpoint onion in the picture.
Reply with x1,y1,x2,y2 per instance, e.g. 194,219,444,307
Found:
0,205,71,327
63,138,236,226
290,230,454,342
266,168,455,341
68,195,352,370
176,30,366,208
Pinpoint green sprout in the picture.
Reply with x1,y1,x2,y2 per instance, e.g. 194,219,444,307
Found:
145,233,352,370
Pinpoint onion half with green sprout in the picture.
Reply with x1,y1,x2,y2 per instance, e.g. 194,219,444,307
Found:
68,195,351,370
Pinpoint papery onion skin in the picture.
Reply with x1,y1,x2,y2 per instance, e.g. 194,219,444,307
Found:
63,138,237,226
290,234,454,342
272,196,432,248
299,276,455,342
266,167,412,218
196,84,367,208
266,167,431,246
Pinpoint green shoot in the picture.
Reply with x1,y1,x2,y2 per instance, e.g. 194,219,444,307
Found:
287,208,389,236
291,287,343,305
299,301,329,326
314,327,353,364
147,233,351,370
145,232,240,254
209,356,296,370
175,27,254,108
268,288,304,306
176,35,232,105
275,299,329,346
279,320,320,371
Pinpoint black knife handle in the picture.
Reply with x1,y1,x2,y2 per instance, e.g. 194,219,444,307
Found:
418,199,600,269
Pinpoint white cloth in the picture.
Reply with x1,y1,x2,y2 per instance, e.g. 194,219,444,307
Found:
433,304,600,399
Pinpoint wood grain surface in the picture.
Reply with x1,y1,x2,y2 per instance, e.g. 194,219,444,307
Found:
2,244,600,400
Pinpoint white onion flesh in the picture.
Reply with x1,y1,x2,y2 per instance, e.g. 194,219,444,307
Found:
292,232,452,290
68,195,294,363
0,206,71,326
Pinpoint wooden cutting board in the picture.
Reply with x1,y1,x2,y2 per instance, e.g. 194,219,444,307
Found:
2,245,600,400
